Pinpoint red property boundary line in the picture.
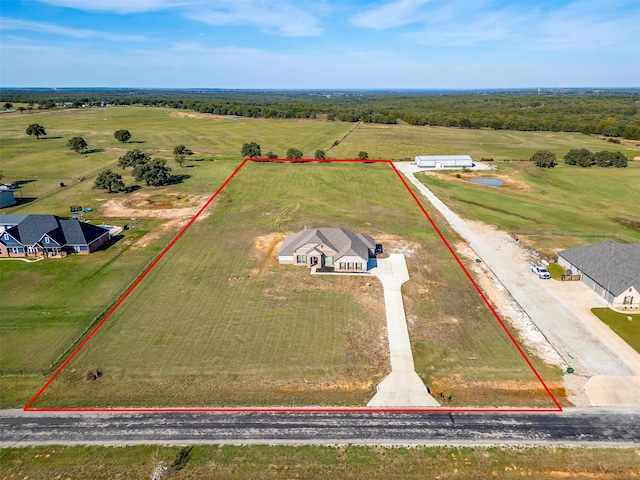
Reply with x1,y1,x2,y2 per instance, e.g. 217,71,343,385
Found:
25,158,562,413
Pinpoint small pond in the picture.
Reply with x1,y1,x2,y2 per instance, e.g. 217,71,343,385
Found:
469,177,504,187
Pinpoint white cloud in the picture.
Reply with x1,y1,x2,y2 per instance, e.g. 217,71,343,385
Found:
186,1,323,37
350,0,431,30
0,17,146,42
36,0,190,14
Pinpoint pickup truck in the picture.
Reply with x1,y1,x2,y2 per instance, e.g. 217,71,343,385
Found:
530,262,551,279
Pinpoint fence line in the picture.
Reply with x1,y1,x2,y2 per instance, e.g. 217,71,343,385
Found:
509,230,634,243
38,252,159,376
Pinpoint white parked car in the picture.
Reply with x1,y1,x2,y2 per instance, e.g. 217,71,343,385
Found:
530,262,551,279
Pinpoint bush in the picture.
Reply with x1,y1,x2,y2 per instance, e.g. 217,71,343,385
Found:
530,150,557,168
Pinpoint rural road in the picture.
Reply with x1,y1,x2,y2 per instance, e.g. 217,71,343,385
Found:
1,409,638,447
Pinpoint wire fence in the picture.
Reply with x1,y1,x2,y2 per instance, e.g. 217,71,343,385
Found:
509,230,635,243
1,248,159,377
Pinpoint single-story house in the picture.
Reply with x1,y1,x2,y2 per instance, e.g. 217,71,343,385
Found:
0,214,111,258
557,240,640,309
278,227,376,273
415,155,473,169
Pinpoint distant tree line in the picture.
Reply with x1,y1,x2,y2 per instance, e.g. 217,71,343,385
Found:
3,89,639,139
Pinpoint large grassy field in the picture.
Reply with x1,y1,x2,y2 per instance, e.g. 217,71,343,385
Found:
412,161,640,254
329,121,640,161
2,444,639,479
7,106,627,408
31,161,560,408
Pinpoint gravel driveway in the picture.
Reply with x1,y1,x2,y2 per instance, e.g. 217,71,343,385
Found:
395,162,640,407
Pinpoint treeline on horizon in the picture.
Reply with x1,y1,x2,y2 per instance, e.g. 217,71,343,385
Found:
2,88,639,140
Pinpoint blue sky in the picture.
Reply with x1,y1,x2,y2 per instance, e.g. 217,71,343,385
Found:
1,0,638,88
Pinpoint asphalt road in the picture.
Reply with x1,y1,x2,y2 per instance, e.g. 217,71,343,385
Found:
1,409,638,447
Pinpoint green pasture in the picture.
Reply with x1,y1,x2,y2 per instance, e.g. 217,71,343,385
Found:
329,122,640,160
2,444,639,480
415,161,640,253
3,106,611,407
0,107,351,200
591,308,640,353
33,162,560,408
0,219,173,372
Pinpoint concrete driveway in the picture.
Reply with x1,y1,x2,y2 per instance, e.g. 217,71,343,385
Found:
395,162,640,408
367,254,440,407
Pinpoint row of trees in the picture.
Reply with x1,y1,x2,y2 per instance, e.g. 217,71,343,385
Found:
7,89,639,139
240,143,368,160
564,149,628,168
529,149,628,168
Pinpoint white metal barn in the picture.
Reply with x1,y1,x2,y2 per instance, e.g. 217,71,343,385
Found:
414,155,473,169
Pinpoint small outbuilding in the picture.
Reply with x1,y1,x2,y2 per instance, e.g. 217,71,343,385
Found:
0,190,17,209
415,155,473,169
558,240,640,310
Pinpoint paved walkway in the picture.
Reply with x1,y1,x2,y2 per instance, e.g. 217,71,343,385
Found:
367,254,440,407
395,162,640,407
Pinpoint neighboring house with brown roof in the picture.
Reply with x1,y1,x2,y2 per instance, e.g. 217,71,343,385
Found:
558,240,640,310
278,227,376,273
0,214,111,258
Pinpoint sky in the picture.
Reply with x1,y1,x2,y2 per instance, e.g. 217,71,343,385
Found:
1,0,638,89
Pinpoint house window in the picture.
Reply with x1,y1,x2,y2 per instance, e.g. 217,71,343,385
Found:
296,255,307,264
3,233,8,240
348,262,354,270
325,256,333,266
44,236,50,244
356,263,362,271
624,296,634,305
339,262,346,270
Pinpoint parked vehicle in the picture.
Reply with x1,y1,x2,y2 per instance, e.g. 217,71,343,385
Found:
530,262,551,279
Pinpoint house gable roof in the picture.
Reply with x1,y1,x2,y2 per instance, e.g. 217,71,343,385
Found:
558,240,640,296
2,214,109,248
279,227,375,261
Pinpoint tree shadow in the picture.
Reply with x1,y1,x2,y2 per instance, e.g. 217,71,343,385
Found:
40,136,64,140
84,148,105,154
167,174,191,185
124,185,141,194
127,140,146,144
15,197,38,205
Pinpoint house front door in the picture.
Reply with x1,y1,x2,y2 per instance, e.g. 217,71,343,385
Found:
310,256,319,267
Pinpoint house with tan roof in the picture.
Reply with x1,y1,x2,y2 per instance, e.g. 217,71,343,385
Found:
278,227,376,273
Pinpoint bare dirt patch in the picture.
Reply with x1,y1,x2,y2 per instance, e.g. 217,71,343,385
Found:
169,111,227,119
249,232,287,277
424,171,532,191
100,192,209,219
131,218,185,249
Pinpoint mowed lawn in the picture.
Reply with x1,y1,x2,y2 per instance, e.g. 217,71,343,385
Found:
414,161,640,254
0,219,176,372
34,162,561,408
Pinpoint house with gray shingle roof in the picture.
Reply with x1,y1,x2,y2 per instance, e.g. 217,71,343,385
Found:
278,227,376,273
0,214,111,258
558,240,640,310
